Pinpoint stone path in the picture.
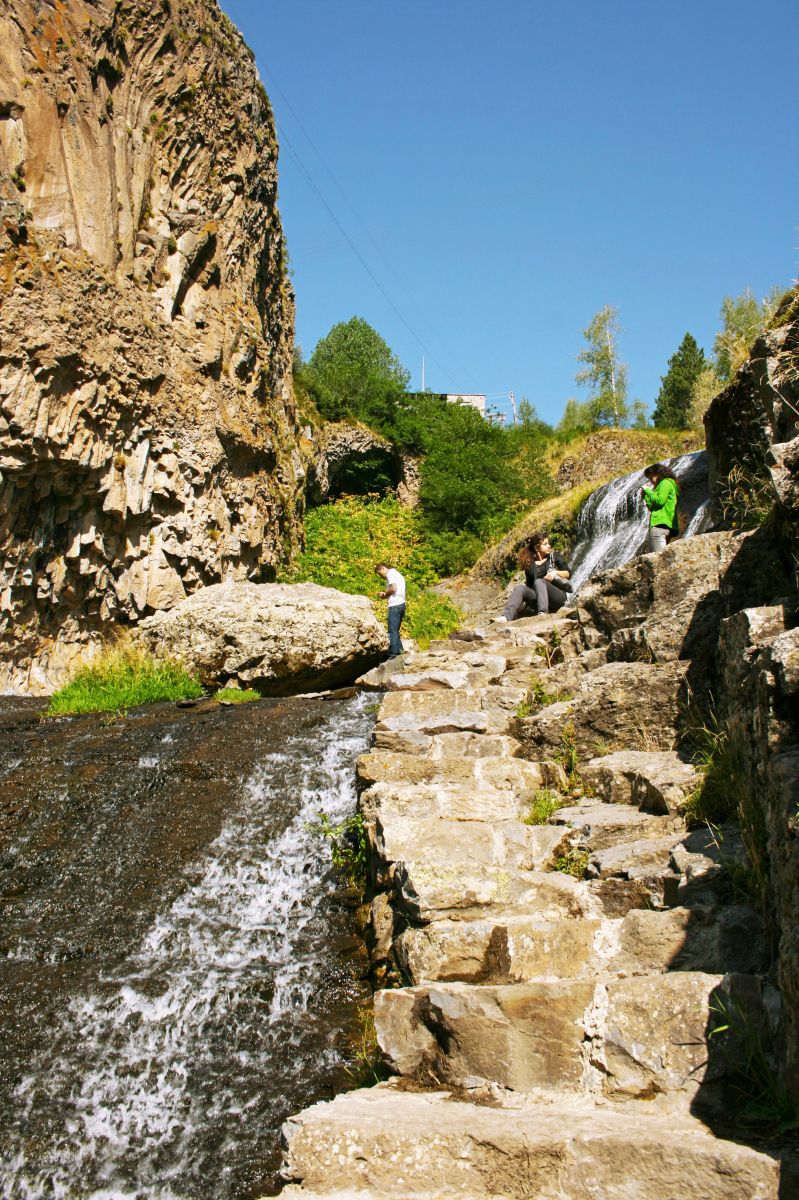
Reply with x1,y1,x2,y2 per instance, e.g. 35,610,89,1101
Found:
280,602,790,1197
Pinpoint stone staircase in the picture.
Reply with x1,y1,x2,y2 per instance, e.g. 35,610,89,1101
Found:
279,547,797,1197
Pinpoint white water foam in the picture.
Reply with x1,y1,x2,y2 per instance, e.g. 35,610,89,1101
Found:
1,696,375,1199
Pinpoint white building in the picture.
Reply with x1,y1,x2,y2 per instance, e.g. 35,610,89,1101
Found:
446,394,486,416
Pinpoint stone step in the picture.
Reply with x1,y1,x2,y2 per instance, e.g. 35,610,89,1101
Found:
391,903,767,986
581,749,699,815
550,803,683,851
280,1086,783,1198
377,686,527,736
393,860,594,925
356,749,549,792
394,914,602,985
373,971,770,1110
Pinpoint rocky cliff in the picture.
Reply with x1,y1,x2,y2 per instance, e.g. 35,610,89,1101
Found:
0,0,301,693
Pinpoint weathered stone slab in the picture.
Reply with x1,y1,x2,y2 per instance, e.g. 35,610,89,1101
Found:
607,905,767,977
429,731,522,758
587,834,686,880
281,1086,782,1199
136,581,388,694
386,670,469,691
356,750,544,791
582,750,699,815
370,813,571,880
591,972,725,1104
371,728,433,755
355,656,408,690
589,873,679,916
375,979,594,1091
551,804,682,852
394,915,602,985
395,862,594,924
518,662,686,759
359,780,525,824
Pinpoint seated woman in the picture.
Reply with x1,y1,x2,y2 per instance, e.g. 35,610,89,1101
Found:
494,532,571,623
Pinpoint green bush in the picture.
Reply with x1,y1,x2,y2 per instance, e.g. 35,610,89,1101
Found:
47,637,203,714
281,495,461,641
215,688,259,704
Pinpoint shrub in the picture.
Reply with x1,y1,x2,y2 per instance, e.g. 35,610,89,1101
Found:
47,636,203,714
308,811,368,889
281,495,461,641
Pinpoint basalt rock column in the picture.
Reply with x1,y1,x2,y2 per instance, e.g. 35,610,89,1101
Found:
0,0,302,693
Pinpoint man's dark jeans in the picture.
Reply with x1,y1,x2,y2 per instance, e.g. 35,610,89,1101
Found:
387,603,406,657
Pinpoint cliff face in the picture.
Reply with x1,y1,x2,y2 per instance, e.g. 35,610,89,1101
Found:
0,0,302,693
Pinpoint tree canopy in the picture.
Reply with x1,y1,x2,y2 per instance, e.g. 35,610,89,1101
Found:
652,333,705,429
302,316,410,424
713,285,786,382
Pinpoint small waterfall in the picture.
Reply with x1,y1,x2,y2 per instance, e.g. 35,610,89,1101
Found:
568,449,710,594
0,695,375,1200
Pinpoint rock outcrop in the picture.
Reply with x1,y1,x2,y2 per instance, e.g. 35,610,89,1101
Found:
135,580,388,693
0,0,300,694
305,419,421,506
705,288,799,523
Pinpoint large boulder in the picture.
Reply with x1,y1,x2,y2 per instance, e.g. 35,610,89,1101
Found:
135,581,388,694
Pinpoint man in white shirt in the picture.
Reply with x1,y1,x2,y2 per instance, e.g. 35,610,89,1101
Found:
375,562,406,659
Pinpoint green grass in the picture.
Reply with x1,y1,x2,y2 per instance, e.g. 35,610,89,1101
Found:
555,847,590,878
682,721,747,827
47,637,203,715
215,688,260,703
524,789,566,826
281,495,462,645
307,811,369,889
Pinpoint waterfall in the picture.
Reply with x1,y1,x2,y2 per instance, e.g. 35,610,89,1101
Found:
0,695,375,1200
568,449,710,594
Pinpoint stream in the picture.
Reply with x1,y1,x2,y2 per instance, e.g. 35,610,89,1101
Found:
0,692,375,1199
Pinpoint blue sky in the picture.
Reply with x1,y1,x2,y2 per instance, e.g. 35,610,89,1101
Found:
223,0,798,426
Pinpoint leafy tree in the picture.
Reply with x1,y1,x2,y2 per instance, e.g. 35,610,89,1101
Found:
555,397,594,436
712,285,786,382
652,333,705,429
516,397,553,438
304,316,410,423
575,305,629,428
415,394,550,541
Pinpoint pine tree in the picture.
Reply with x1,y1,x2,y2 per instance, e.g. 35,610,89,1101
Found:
652,333,705,429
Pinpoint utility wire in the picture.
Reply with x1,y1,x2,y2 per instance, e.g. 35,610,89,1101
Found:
262,65,478,391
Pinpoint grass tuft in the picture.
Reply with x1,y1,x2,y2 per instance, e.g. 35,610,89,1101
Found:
215,688,259,704
524,789,566,826
555,847,589,878
308,811,369,890
47,635,202,715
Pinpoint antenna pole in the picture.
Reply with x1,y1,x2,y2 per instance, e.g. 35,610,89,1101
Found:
510,390,517,425
422,357,425,392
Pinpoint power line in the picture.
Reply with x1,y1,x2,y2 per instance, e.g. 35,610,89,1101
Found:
261,64,478,391
262,69,463,388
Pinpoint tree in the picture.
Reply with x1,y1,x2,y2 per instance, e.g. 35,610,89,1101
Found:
712,285,786,382
574,305,629,428
652,333,705,429
304,316,410,423
689,365,723,430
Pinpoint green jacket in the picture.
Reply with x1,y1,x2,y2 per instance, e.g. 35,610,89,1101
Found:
643,477,678,528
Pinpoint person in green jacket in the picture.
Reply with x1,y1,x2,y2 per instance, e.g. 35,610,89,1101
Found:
641,463,680,553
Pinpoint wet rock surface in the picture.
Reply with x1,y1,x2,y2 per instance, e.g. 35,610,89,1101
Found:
0,693,376,1198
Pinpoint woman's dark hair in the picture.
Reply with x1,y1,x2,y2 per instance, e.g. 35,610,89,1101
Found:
518,530,548,570
644,463,680,491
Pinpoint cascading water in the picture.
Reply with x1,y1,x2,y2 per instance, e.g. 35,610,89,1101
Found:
568,449,711,594
0,694,375,1199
